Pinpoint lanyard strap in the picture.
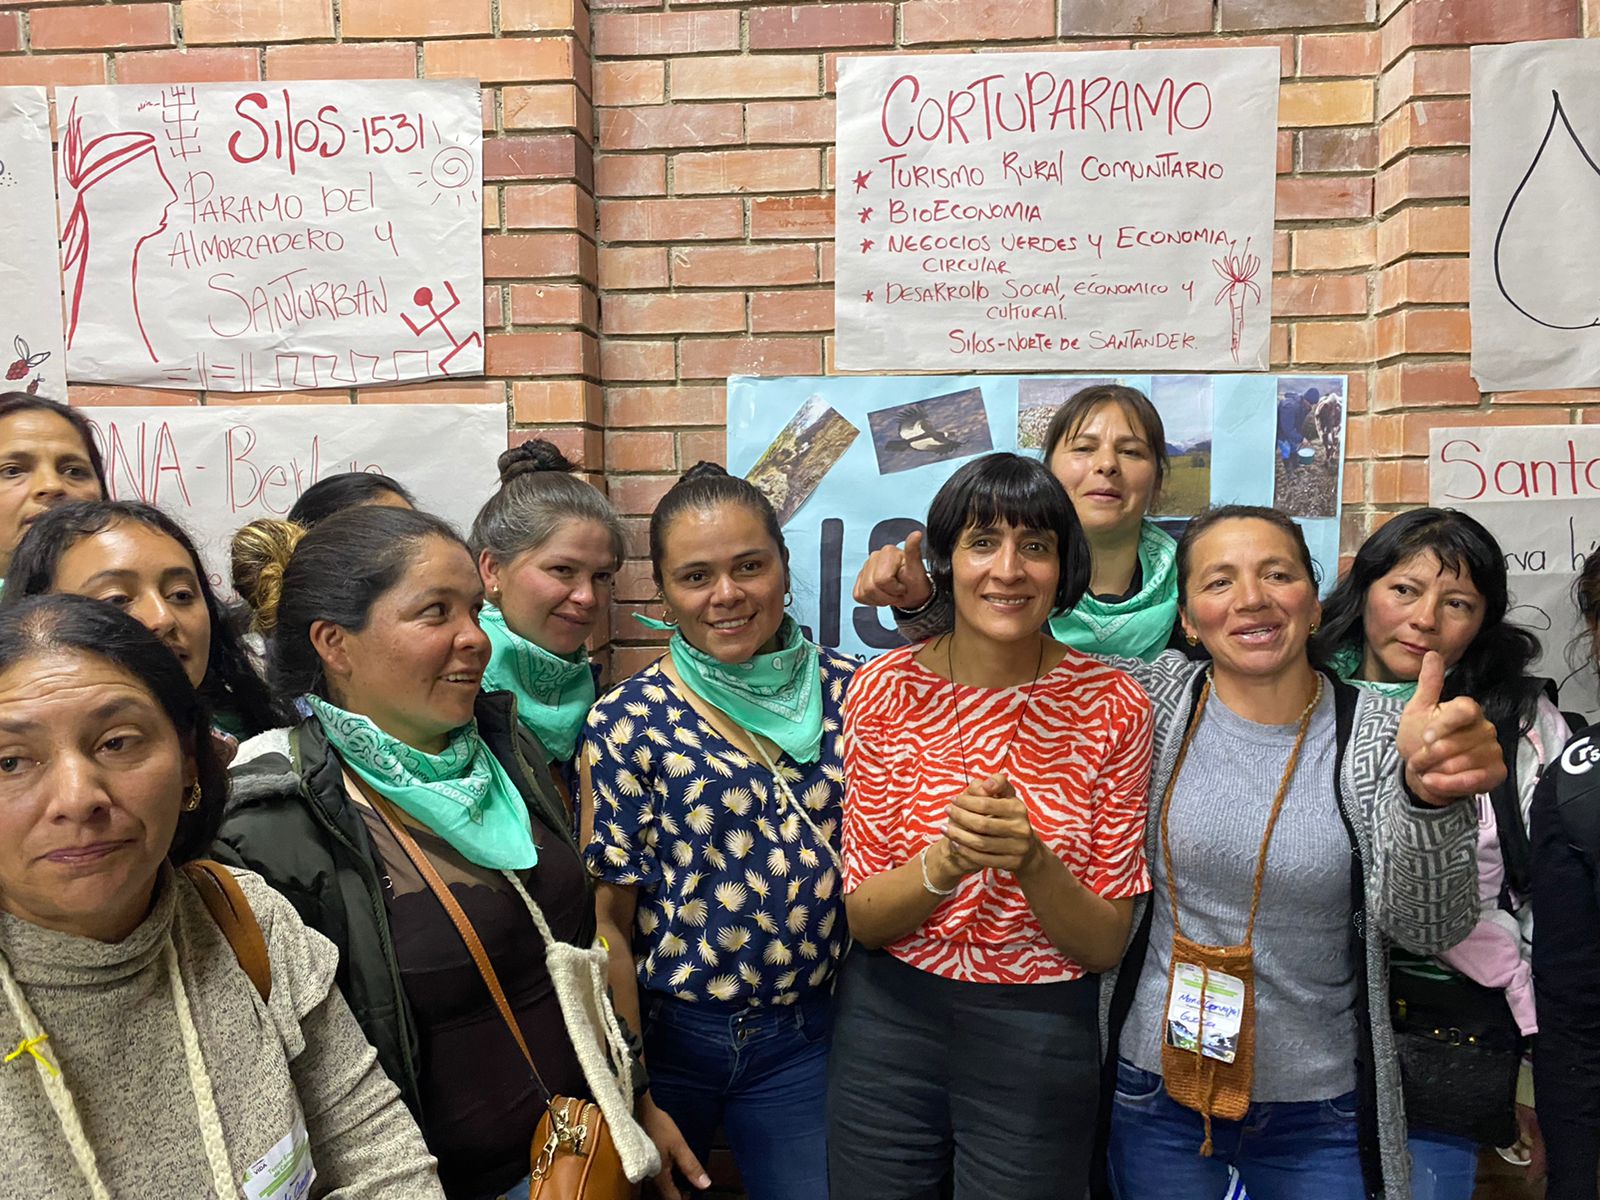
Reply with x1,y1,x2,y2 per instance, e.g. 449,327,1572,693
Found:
1159,675,1323,951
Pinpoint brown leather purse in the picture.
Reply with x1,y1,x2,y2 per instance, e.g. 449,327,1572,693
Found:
356,775,636,1200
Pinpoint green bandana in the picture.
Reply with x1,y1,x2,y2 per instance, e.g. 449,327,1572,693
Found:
1328,643,1418,701
634,614,825,764
1048,521,1179,662
307,695,537,870
478,603,595,764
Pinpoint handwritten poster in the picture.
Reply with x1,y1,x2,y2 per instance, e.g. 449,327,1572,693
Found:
81,403,505,588
1429,425,1600,716
728,372,1345,658
56,81,484,392
0,88,69,402
834,48,1279,373
1471,40,1600,391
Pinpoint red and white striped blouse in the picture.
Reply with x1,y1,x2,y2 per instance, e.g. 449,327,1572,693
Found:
842,643,1154,984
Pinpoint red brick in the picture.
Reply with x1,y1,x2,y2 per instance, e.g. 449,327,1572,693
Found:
672,54,820,101
594,60,664,106
671,244,817,288
592,11,740,56
1375,258,1467,312
1059,0,1212,35
509,283,599,328
1379,48,1468,117
678,429,727,467
599,246,669,290
69,385,200,407
484,285,504,329
1291,226,1375,271
607,430,677,472
596,155,667,197
342,0,489,37
1299,127,1377,173
902,0,1055,43
1381,0,1578,67
484,135,589,185
1271,273,1367,318
1379,99,1469,164
0,53,106,85
183,0,332,43
423,36,578,83
1369,459,1431,505
504,184,595,232
1132,33,1293,76
679,336,823,379
600,197,744,242
1499,389,1600,406
750,290,833,333
607,385,725,426
1275,176,1372,220
1397,408,1571,457
603,292,746,336
356,381,503,405
265,42,417,79
33,4,173,50
504,84,592,133
1278,80,1373,127
1298,31,1379,76
1292,320,1375,364
1220,0,1368,30
1372,361,1478,412
484,233,595,279
501,0,583,35
1375,153,1469,213
1376,308,1469,359
748,4,895,49
751,195,833,239
600,340,677,382
747,98,836,145
486,330,598,377
512,379,602,424
598,103,743,151
1376,205,1467,264
115,47,259,83
674,148,821,195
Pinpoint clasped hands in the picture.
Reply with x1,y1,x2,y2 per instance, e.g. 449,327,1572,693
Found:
925,773,1043,890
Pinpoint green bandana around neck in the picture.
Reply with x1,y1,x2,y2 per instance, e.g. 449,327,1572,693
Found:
1328,643,1419,701
478,603,595,764
1048,521,1179,662
307,695,537,870
634,614,825,764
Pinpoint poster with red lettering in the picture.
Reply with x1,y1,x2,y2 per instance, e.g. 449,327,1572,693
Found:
55,81,483,392
0,87,69,403
835,48,1279,372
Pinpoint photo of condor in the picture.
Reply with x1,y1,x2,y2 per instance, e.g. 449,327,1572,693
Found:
867,388,993,476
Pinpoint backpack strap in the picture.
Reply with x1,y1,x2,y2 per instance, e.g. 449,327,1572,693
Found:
182,860,271,1003
1489,711,1533,900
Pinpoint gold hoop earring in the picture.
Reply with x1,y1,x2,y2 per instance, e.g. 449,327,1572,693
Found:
182,782,202,812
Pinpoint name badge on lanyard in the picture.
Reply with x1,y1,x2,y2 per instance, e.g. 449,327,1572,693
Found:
241,1114,317,1200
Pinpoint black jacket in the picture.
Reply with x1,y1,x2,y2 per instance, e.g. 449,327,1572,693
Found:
1532,721,1600,1200
212,691,595,1126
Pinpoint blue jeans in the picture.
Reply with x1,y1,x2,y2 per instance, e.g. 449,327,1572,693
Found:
644,991,831,1200
1107,1059,1366,1200
1407,1130,1478,1200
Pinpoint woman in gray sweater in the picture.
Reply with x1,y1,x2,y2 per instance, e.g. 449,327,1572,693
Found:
0,594,442,1200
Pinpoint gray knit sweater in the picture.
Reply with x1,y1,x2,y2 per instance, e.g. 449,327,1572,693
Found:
0,864,445,1199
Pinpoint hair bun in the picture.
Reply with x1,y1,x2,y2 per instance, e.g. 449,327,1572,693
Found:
680,461,729,484
498,439,576,484
230,518,306,635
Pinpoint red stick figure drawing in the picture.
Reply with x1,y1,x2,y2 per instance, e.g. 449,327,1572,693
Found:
401,281,482,373
60,100,178,364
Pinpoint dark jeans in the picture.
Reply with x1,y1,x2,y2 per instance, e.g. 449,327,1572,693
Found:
827,949,1101,1200
644,990,831,1200
1107,1059,1366,1200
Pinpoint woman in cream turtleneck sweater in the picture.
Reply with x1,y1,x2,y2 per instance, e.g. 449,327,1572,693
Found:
0,593,442,1200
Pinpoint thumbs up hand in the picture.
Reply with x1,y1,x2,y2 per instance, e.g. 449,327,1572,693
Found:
852,530,934,609
1396,651,1507,806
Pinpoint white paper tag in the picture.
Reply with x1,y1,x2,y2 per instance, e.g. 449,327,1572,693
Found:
1164,961,1245,1064
241,1114,316,1200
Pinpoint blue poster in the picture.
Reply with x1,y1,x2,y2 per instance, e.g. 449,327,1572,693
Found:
727,373,1347,658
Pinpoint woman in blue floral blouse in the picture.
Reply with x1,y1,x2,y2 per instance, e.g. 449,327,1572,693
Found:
581,462,856,1200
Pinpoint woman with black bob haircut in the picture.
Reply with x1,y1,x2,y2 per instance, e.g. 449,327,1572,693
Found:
0,594,444,1198
1312,509,1564,1195
287,470,414,528
832,453,1151,1200
3,499,286,739
215,505,663,1200
0,392,108,585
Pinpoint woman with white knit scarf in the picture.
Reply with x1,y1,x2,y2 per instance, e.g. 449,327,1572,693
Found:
0,593,443,1199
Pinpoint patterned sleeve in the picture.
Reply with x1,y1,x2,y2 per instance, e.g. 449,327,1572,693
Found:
840,661,899,894
581,693,663,890
1084,683,1155,899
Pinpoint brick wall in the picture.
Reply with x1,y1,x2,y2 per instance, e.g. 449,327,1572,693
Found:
0,0,1594,680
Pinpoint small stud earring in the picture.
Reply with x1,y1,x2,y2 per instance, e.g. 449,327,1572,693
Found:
1309,621,1320,635
1185,633,1199,647
182,782,202,812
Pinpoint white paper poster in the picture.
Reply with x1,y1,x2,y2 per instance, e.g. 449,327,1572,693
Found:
80,403,505,588
1471,40,1600,391
0,87,69,403
1429,425,1600,716
57,81,484,392
834,48,1279,372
